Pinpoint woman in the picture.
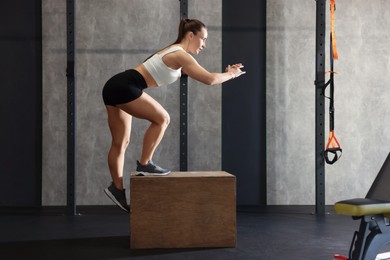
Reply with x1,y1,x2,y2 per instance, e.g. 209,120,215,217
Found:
103,19,245,212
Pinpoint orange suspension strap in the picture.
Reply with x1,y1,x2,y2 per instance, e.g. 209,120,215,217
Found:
324,0,342,165
330,0,338,60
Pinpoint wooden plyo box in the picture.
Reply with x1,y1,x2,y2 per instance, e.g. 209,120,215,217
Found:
130,171,236,249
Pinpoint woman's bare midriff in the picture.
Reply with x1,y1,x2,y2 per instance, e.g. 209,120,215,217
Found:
134,64,158,88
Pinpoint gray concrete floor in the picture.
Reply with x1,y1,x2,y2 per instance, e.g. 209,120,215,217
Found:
0,206,365,260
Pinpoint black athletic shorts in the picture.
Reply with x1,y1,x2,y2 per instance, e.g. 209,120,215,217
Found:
102,69,147,106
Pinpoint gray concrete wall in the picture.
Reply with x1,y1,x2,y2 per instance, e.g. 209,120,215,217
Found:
267,0,390,205
42,0,222,205
43,0,390,206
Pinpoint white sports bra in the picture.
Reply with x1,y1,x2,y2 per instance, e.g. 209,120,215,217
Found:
143,46,184,86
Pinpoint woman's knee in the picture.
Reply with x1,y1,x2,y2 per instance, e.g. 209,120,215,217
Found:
111,138,130,153
163,112,170,126
160,111,170,128
152,110,170,128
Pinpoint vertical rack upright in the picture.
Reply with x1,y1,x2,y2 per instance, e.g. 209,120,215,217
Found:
179,0,188,171
66,0,76,215
314,0,326,215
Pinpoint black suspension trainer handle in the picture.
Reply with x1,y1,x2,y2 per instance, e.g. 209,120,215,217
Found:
324,147,342,165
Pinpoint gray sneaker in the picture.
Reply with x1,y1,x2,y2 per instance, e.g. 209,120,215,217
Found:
136,160,171,176
104,182,130,213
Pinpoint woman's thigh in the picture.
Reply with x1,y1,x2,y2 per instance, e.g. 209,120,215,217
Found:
117,92,170,125
106,105,132,147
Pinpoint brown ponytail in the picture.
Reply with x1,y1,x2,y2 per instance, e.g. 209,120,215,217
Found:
144,19,206,62
173,18,206,45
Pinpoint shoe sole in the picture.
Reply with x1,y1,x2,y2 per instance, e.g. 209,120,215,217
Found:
104,188,130,213
135,171,171,176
